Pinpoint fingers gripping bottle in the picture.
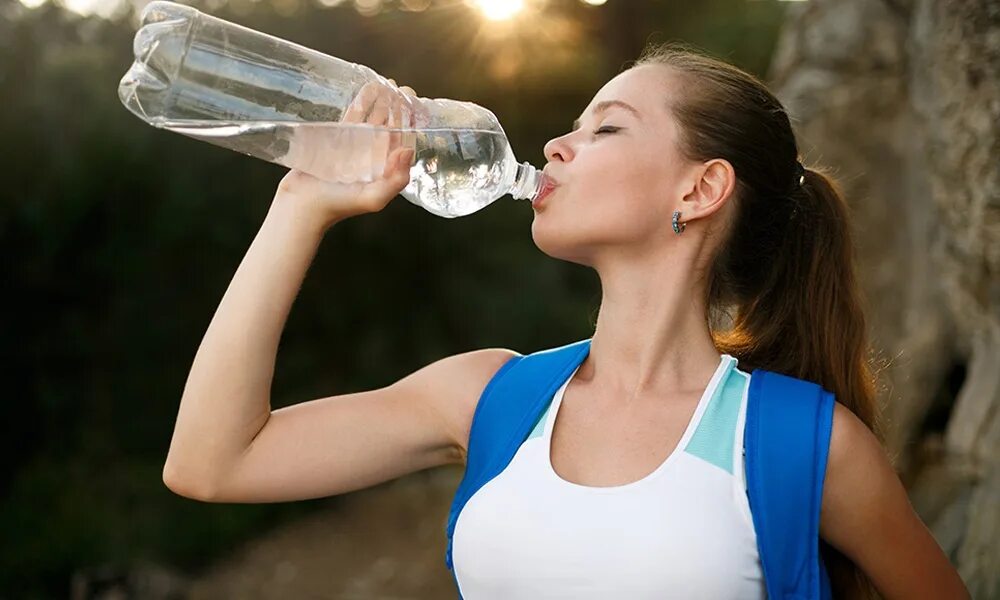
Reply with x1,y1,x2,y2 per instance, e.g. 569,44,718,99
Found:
118,1,547,218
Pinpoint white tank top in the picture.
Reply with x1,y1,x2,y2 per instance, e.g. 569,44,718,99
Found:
452,353,767,599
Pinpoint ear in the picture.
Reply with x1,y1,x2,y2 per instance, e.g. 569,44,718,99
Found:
679,158,736,221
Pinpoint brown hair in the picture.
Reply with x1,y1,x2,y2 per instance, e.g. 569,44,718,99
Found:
635,42,888,599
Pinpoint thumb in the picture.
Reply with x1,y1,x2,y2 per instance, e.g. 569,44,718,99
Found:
362,147,414,207
387,146,415,183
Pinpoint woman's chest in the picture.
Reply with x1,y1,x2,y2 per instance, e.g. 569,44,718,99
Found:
452,442,765,599
547,390,704,488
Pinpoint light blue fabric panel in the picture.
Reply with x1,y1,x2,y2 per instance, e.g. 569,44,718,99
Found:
526,403,551,440
684,365,749,474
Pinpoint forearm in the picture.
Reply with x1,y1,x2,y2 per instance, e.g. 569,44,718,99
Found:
164,197,337,493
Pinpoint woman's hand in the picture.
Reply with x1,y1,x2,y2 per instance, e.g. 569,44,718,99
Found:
274,78,423,227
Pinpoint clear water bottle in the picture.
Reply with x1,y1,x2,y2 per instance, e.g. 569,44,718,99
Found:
118,1,547,218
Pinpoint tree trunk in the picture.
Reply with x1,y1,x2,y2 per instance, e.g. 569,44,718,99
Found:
768,0,999,596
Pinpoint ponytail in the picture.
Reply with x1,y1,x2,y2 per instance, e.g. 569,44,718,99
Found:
713,165,887,599
636,42,889,600
715,166,886,444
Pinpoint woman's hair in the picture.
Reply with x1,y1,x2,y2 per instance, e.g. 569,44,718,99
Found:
635,42,889,599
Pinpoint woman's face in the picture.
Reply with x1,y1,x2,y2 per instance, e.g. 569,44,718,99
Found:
533,65,698,267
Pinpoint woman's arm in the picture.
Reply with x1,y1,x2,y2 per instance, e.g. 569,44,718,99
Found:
163,80,419,499
162,199,335,497
819,402,971,600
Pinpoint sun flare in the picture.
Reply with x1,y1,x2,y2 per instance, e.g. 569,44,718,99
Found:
471,0,525,21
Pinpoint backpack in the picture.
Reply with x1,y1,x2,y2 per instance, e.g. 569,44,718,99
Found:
444,338,834,600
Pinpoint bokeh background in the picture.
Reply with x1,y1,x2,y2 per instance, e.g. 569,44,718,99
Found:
2,0,997,597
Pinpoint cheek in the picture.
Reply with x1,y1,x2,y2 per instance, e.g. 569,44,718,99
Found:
575,168,665,233
530,182,665,262
561,157,649,216
588,151,665,208
529,151,673,257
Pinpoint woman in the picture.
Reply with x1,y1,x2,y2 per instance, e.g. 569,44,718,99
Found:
163,43,970,599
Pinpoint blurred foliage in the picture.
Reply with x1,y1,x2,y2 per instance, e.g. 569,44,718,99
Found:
0,0,788,595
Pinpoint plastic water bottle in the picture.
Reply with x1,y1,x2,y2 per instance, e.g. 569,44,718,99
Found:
117,1,546,218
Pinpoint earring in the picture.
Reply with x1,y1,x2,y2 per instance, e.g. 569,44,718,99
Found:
672,210,686,234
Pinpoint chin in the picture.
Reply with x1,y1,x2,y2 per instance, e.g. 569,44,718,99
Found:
530,214,596,266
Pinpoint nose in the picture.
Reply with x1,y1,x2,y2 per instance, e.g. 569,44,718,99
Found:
543,132,574,163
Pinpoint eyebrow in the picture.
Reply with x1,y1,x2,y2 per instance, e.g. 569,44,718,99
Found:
572,100,641,131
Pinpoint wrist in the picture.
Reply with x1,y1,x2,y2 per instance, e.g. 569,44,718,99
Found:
268,192,344,235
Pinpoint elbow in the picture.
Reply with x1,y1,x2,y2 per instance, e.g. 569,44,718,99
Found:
162,461,218,502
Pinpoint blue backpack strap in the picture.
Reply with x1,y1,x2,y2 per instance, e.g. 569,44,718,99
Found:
746,368,835,600
444,338,592,593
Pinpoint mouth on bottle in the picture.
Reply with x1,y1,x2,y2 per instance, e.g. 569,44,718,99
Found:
532,177,557,207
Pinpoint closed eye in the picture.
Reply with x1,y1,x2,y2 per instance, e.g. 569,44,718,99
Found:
594,126,620,135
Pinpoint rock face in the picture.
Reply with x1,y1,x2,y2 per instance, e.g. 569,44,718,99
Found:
768,0,998,596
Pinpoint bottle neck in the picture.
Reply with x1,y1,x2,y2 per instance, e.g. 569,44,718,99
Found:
510,161,542,200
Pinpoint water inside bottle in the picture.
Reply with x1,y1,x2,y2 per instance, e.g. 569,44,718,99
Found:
154,119,520,218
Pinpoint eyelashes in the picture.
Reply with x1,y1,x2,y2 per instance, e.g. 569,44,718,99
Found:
593,126,620,136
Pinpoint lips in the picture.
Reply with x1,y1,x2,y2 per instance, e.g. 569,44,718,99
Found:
532,174,559,208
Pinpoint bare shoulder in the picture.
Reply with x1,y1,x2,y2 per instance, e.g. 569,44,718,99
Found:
821,402,971,599
826,401,880,472
392,347,521,466
823,401,890,530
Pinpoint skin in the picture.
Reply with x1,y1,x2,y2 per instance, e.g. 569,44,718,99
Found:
536,64,734,401
535,64,971,600
275,78,421,224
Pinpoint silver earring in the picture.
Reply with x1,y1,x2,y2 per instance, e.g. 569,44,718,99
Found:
672,210,686,234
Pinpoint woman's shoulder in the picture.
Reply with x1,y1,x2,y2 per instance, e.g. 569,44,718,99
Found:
421,348,521,465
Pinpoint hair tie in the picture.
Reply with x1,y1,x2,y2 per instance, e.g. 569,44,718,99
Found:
794,161,806,187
